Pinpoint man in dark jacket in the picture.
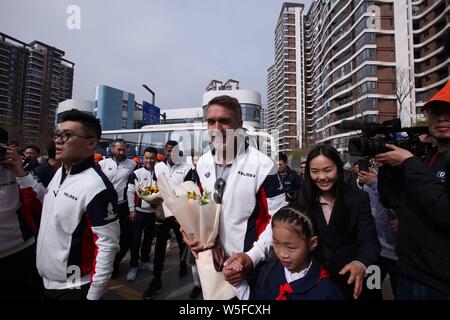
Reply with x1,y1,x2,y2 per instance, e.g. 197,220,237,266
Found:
33,142,61,188
376,80,450,299
278,153,302,204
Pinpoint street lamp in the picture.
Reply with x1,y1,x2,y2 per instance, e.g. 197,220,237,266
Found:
142,84,166,124
142,84,155,106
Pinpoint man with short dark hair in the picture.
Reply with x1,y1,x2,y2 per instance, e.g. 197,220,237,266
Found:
142,140,193,299
299,161,306,179
23,145,40,172
33,142,61,188
8,109,120,300
99,139,137,278
126,147,158,282
278,153,302,204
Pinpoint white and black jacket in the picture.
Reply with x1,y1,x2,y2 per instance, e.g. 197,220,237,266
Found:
16,156,120,300
154,161,193,218
99,157,136,203
127,166,157,213
196,144,287,267
0,166,42,259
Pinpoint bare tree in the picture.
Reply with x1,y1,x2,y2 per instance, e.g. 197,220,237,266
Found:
395,67,414,126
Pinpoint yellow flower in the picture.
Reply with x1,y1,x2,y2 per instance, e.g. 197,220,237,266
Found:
187,191,197,200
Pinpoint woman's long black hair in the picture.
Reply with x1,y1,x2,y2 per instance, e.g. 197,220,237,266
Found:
297,144,351,227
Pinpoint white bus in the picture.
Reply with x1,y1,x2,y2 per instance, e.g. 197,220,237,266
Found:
99,123,276,162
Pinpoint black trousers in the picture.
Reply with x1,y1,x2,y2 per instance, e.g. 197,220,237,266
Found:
0,243,43,300
379,256,400,299
129,210,156,268
113,202,132,270
152,216,186,280
43,283,90,300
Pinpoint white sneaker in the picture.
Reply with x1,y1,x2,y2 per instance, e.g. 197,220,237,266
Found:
126,267,138,282
140,261,154,272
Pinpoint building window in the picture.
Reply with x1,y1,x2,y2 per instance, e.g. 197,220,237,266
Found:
355,33,375,49
355,48,375,65
355,65,376,80
356,81,377,96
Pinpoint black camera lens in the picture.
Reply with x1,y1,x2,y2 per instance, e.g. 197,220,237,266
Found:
0,145,7,158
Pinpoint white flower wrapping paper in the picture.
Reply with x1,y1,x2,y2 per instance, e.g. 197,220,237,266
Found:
135,179,164,205
156,173,235,299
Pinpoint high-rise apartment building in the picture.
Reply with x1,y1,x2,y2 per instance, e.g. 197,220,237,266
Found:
269,1,449,152
0,33,74,149
304,0,398,150
268,3,306,153
267,64,277,131
412,0,450,112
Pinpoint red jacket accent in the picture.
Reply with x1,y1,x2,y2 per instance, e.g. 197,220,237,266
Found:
19,187,42,235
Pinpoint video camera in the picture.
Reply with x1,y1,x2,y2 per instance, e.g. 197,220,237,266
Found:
340,118,432,157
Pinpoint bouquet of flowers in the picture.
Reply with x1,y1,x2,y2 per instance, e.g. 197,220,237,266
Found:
157,173,235,300
135,180,164,205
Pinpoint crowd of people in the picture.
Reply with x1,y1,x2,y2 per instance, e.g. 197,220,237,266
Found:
0,80,449,300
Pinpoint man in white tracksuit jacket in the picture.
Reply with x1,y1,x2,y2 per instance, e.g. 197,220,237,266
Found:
184,95,286,291
11,110,120,300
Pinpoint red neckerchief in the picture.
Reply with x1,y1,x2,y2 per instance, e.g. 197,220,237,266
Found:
275,283,294,300
316,266,330,284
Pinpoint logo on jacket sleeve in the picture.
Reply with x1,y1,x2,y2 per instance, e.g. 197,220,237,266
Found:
104,202,118,221
205,172,211,178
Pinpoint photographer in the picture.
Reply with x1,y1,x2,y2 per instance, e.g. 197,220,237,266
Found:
376,80,450,299
0,127,43,299
278,153,302,204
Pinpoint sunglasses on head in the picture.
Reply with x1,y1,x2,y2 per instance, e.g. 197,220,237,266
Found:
213,178,226,204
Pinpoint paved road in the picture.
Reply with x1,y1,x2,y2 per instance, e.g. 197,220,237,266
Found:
104,243,202,300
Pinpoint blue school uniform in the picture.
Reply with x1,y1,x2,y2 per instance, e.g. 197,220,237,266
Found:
253,259,344,300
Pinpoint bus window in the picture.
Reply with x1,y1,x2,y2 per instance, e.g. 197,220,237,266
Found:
169,130,194,156
140,131,169,154
116,133,140,156
98,134,116,156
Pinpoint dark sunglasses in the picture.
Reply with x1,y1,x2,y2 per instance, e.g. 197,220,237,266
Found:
213,178,226,204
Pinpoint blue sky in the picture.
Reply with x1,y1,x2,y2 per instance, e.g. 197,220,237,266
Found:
0,0,312,108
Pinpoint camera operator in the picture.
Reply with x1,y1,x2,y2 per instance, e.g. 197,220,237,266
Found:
376,80,450,300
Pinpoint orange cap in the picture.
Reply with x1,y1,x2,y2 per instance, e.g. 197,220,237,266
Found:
132,156,142,165
94,153,103,163
157,153,164,162
421,80,450,111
